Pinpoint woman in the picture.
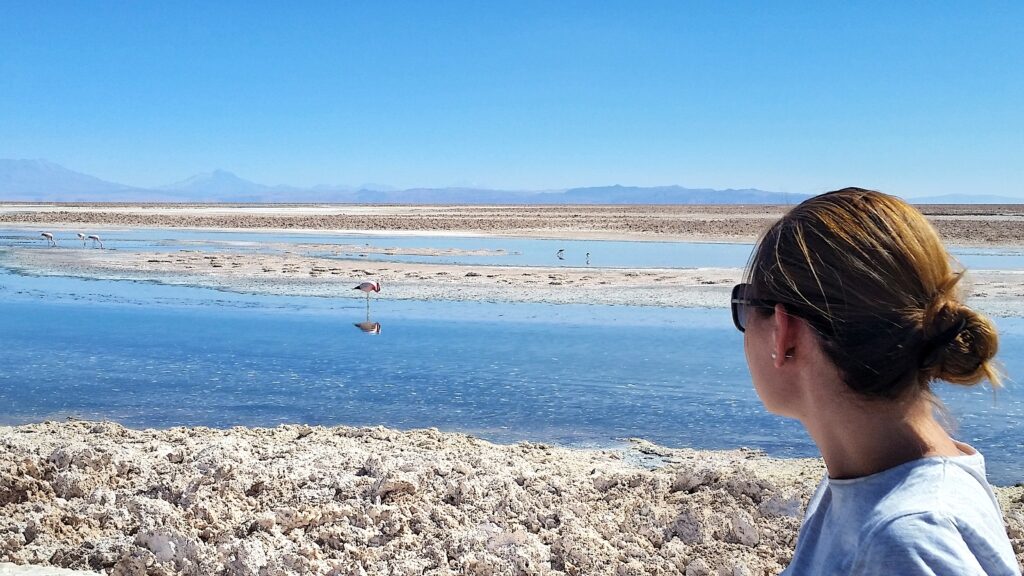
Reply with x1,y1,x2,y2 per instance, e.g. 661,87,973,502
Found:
732,188,1020,574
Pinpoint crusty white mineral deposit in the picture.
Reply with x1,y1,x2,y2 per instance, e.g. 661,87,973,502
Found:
2,421,1021,575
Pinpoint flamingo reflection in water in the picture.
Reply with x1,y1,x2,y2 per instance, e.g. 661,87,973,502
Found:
353,321,382,335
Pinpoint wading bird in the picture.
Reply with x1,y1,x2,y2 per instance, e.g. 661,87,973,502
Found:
87,234,104,249
76,232,87,247
354,281,381,316
354,281,380,301
40,232,56,247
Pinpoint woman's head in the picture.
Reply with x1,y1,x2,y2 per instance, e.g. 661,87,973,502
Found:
744,187,1000,399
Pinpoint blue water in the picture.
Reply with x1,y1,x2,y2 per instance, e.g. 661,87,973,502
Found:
4,227,1024,270
0,268,1021,485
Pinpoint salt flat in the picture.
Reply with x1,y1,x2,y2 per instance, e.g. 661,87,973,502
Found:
2,204,1022,574
5,203,1024,244
2,420,1020,575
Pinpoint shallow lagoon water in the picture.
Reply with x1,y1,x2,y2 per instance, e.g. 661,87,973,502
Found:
1,268,1022,485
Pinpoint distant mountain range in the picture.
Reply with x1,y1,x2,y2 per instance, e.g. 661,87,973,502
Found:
0,159,1018,204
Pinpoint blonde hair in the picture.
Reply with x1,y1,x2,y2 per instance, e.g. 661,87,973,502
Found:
747,188,1000,399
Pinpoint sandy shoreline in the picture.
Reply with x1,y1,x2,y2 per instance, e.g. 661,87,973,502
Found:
0,247,742,310
1,421,1020,575
4,203,1024,316
4,245,1024,316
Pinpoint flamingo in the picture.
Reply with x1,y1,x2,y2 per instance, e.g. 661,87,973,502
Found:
354,280,381,317
87,234,104,249
40,232,56,247
76,232,87,247
353,281,381,301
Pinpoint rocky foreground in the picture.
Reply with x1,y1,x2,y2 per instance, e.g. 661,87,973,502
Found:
1,422,1022,576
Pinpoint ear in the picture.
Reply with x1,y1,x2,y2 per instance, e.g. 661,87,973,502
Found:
772,303,797,368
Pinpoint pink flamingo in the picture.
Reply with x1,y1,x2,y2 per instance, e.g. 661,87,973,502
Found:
354,281,381,315
87,234,104,249
353,281,380,300
40,232,56,247
76,232,87,247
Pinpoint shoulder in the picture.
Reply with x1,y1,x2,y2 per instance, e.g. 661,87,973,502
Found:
853,511,1019,575
844,459,1019,576
858,511,974,571
860,456,1008,547
855,455,996,520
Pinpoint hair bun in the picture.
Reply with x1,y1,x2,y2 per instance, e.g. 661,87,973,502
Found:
921,302,1000,386
748,189,1001,398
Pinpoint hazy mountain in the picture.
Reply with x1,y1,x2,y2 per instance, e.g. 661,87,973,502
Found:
536,185,809,205
353,187,534,204
355,183,398,192
0,158,158,201
908,193,1024,204
159,170,273,198
159,171,368,202
4,159,1019,205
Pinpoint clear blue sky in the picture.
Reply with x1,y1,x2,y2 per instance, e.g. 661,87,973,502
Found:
1,1,1021,196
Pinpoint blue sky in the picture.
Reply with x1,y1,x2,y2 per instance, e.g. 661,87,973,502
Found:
1,2,1021,196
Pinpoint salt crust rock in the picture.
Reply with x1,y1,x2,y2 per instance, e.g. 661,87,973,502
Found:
0,562,99,575
1,421,1021,575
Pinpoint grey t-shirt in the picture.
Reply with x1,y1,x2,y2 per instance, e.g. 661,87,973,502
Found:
783,448,1020,575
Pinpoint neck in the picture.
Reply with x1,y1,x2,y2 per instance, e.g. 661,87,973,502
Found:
802,388,962,480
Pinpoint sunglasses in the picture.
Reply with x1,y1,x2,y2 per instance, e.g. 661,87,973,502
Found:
731,283,778,332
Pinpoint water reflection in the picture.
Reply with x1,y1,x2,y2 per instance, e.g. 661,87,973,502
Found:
353,321,382,335
1,283,1022,484
354,302,382,335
